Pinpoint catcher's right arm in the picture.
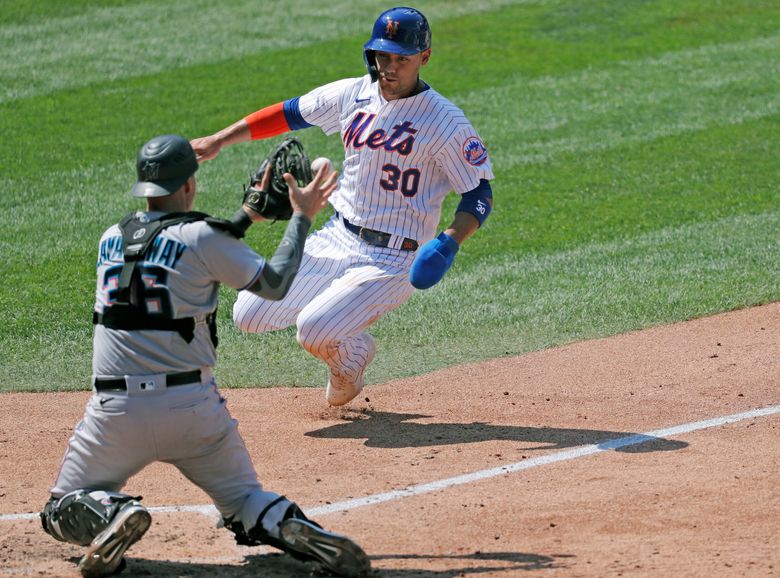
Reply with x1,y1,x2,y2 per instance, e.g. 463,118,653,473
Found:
243,137,313,222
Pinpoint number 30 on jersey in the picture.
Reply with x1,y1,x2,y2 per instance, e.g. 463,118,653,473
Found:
380,164,420,197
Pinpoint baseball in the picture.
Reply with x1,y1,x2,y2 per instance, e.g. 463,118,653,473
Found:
311,156,333,174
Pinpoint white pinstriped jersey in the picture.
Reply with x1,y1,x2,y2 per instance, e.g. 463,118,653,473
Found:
92,212,265,375
296,75,494,244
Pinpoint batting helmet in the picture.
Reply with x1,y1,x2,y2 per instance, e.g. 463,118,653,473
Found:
131,134,198,198
363,7,431,81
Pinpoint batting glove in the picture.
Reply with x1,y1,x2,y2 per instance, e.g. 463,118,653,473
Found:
409,232,460,289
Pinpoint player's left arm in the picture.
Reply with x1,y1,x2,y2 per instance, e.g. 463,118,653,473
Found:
444,179,494,243
410,179,493,290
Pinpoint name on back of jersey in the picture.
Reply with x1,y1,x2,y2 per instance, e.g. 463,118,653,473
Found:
98,235,187,270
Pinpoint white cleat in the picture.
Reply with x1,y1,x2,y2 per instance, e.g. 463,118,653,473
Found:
78,502,151,577
326,334,376,406
280,518,371,577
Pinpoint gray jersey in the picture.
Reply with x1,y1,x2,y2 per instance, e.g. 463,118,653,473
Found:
52,210,297,535
92,211,265,375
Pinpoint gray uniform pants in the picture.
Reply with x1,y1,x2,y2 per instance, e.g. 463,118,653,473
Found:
51,371,280,530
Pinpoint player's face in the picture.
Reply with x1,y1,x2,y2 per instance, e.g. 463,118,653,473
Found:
375,49,430,100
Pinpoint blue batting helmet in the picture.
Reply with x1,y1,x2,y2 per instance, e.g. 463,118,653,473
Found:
363,7,431,81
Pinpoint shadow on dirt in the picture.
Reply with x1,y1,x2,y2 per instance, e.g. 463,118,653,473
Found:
368,550,571,575
84,550,566,576
71,552,319,578
305,410,687,453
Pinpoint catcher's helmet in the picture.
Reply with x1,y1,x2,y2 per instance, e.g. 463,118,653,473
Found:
363,7,431,81
131,134,198,198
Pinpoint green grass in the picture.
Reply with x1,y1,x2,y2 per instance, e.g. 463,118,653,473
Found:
1,0,778,392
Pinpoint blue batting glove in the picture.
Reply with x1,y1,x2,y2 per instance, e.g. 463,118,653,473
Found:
409,232,460,289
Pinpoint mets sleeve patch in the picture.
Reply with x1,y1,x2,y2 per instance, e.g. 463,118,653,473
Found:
462,136,488,166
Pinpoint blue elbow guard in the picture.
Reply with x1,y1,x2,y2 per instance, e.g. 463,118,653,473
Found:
457,179,493,226
409,232,460,290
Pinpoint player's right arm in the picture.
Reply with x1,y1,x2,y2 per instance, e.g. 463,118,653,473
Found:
190,118,252,162
191,78,355,161
191,100,312,162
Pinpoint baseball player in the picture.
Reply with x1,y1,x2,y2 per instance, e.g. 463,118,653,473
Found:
191,6,494,406
39,135,370,577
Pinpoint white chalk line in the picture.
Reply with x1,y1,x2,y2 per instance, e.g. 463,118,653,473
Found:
3,404,778,523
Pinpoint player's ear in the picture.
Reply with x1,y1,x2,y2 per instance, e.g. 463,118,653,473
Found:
182,175,197,206
420,48,431,66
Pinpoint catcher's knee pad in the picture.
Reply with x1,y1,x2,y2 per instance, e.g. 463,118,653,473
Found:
222,496,320,562
40,490,144,546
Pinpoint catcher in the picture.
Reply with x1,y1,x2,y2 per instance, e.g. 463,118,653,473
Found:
40,134,370,577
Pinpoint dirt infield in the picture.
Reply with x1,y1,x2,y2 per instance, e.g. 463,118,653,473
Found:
1,303,778,577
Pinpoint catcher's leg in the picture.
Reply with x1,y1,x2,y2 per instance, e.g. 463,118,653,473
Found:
223,496,370,577
162,382,363,575
41,490,151,577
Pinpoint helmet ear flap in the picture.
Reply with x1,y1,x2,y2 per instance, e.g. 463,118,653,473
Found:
363,50,379,82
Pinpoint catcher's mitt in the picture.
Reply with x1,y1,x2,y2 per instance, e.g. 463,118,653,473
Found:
243,137,313,221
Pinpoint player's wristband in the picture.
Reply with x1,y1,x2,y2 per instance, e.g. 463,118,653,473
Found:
229,208,254,234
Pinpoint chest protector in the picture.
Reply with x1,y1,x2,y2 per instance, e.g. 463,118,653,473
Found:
92,211,245,345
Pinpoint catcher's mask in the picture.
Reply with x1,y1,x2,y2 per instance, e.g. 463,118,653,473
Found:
363,6,431,82
131,134,198,198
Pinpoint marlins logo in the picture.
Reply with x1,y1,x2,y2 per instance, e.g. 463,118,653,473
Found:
462,137,488,166
141,160,160,180
385,19,399,38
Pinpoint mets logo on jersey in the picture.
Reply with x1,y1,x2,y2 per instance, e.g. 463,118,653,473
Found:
462,137,488,166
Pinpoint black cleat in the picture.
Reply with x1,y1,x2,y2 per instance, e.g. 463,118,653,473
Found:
78,502,151,577
280,518,371,577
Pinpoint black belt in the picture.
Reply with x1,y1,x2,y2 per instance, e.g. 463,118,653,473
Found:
94,370,202,391
338,213,418,251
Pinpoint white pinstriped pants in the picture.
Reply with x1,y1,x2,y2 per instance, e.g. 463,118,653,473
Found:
233,214,417,385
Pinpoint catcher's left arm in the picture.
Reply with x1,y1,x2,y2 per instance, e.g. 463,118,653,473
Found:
241,139,338,300
243,137,314,222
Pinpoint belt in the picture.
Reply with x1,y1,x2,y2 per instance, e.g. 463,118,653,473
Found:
94,370,202,391
338,213,418,251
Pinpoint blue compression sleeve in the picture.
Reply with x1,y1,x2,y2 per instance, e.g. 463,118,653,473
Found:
456,179,493,226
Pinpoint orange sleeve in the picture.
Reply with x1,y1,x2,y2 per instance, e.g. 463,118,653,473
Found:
243,102,290,140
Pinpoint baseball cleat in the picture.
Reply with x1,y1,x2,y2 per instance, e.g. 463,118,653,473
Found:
280,518,371,577
326,375,362,407
326,334,376,406
78,502,151,577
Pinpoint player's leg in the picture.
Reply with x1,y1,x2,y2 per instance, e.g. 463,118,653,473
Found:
41,490,151,577
295,257,415,406
49,394,152,497
165,380,369,576
42,394,154,576
222,495,370,577
232,221,345,334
